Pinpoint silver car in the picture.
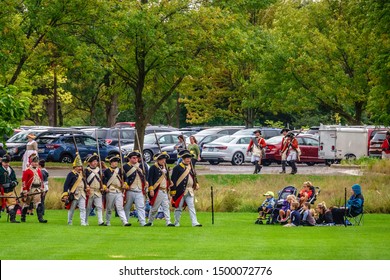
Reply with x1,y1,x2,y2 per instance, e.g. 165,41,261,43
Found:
201,135,252,165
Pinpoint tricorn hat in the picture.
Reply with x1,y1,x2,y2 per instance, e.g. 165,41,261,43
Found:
29,153,39,163
1,154,11,163
106,155,121,163
178,149,193,159
280,128,290,134
73,152,83,167
85,153,100,163
126,150,141,158
253,129,262,135
153,151,170,161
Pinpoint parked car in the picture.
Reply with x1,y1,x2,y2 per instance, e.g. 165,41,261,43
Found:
201,135,253,165
369,131,387,157
6,128,85,161
233,127,281,139
81,128,135,146
36,134,121,163
264,135,325,166
145,125,178,134
114,122,136,128
122,131,184,163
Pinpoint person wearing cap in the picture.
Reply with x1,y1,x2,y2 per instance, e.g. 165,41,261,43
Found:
84,153,106,226
281,131,299,175
123,150,147,226
21,154,47,223
0,155,20,223
22,133,38,171
103,155,131,226
381,131,390,159
279,128,290,174
62,153,88,226
171,149,202,227
144,152,175,227
331,184,364,225
246,130,266,174
255,191,275,224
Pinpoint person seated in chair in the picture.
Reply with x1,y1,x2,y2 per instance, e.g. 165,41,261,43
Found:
298,181,313,207
331,184,364,225
255,191,275,224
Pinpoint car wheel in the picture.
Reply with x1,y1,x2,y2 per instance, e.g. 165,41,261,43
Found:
60,154,73,163
345,154,357,161
231,152,244,165
143,150,153,163
306,162,315,166
208,160,220,165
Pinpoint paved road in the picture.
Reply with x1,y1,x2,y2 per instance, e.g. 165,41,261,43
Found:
14,163,362,178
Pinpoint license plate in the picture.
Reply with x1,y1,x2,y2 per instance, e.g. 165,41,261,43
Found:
208,148,214,152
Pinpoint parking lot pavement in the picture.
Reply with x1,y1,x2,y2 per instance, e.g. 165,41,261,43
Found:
14,163,362,178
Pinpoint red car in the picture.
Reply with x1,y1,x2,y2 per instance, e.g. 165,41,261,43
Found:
263,135,325,166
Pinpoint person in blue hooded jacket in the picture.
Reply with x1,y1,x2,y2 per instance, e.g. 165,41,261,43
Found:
331,184,364,224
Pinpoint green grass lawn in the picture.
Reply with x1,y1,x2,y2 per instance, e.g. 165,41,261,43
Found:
1,210,389,260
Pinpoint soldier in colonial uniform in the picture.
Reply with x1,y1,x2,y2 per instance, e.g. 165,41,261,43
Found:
144,152,175,227
279,128,290,174
103,155,131,226
21,154,47,223
171,149,202,227
84,153,106,226
61,153,88,226
0,155,20,223
246,130,267,174
283,132,299,175
123,151,147,226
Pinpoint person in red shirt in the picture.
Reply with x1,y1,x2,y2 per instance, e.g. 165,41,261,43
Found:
246,130,266,174
298,181,313,207
279,128,290,174
21,154,47,223
283,132,299,175
382,131,390,159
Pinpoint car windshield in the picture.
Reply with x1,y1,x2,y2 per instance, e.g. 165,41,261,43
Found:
266,136,283,144
233,129,256,135
213,136,235,143
6,131,30,143
36,137,57,144
144,134,156,144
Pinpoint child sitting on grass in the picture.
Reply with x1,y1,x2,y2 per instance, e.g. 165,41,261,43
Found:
255,191,275,224
284,201,301,227
278,194,296,223
301,202,316,226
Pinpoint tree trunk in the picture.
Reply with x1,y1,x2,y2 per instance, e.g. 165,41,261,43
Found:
58,101,64,126
106,93,118,127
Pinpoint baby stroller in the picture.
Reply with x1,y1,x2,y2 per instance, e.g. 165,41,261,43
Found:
265,186,298,225
298,186,321,214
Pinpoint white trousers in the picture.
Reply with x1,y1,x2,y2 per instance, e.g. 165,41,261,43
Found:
148,190,172,225
68,197,87,226
106,192,128,226
86,194,104,225
174,192,200,227
124,190,146,226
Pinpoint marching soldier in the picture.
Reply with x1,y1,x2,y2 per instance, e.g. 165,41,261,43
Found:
84,153,106,226
21,154,47,223
246,130,267,174
123,151,147,226
171,149,202,227
61,153,88,226
144,152,175,227
103,155,131,226
282,132,299,175
279,128,290,174
0,155,20,223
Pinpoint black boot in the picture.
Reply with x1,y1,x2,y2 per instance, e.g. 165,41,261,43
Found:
290,161,297,174
256,163,262,174
37,204,48,223
280,161,286,174
21,207,28,222
9,208,20,223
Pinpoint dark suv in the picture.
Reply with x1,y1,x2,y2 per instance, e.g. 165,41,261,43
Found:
37,134,121,163
6,128,86,161
81,128,135,146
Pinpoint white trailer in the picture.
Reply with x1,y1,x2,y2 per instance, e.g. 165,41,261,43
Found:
318,124,369,165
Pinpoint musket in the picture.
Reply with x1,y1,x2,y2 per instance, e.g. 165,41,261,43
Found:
285,129,303,158
117,128,125,184
134,129,148,196
95,129,105,192
183,134,199,189
1,191,44,200
154,131,171,186
344,187,347,227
